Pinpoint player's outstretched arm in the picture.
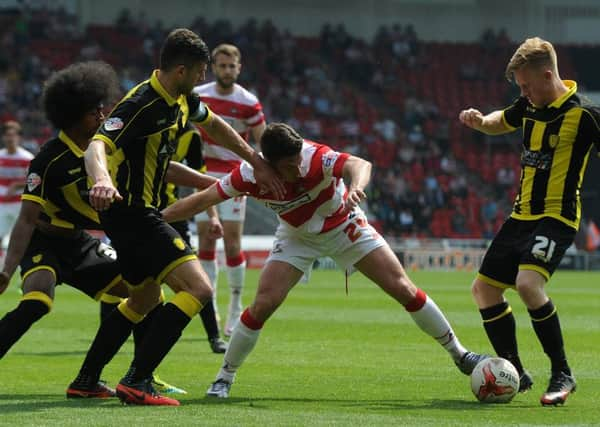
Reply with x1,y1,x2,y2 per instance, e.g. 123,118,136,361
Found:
342,155,372,213
84,139,122,211
165,161,218,190
458,108,511,135
199,114,285,199
0,201,41,294
162,183,225,223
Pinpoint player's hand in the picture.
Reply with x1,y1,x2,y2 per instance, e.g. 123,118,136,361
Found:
0,271,11,294
253,157,285,200
459,108,484,129
89,178,122,211
207,217,224,240
343,188,367,214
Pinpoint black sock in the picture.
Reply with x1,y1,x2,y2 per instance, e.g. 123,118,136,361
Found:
199,301,220,340
129,302,192,382
0,300,49,358
480,302,525,374
100,301,119,321
529,300,570,375
76,306,136,383
133,303,163,360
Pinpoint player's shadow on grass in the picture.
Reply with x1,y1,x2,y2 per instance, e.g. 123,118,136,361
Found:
0,395,116,413
190,396,531,410
12,350,87,357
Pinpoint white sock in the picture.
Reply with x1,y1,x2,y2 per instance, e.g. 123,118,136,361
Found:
226,261,246,314
200,258,219,316
409,294,467,362
216,318,261,383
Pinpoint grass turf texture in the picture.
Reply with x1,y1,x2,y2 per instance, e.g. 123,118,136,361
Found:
0,269,599,426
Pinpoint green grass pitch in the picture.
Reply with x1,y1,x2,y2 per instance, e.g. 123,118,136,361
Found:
0,269,599,426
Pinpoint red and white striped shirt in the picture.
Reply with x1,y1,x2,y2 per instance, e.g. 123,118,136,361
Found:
217,141,350,235
0,147,34,203
193,82,265,173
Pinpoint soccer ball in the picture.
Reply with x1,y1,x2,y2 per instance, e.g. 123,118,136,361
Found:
470,357,519,403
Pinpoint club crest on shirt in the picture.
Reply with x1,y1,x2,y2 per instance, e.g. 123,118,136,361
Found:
32,254,43,263
173,237,185,250
104,117,124,131
549,134,560,148
26,173,41,192
323,152,337,168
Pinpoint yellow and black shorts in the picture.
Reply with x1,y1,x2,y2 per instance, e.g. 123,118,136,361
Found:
20,229,121,299
478,217,575,287
100,205,196,287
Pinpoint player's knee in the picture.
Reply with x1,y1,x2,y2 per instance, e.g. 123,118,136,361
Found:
177,280,213,305
127,284,162,315
515,279,544,305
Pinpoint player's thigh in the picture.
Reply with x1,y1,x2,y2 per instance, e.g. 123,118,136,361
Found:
250,260,304,322
518,217,575,284
471,275,506,308
126,280,162,314
354,244,417,305
163,257,213,303
478,218,524,287
21,269,56,298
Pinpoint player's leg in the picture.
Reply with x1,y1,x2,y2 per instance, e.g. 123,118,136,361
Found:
353,244,484,374
67,280,160,398
515,218,576,405
118,259,212,392
170,219,225,353
222,215,246,336
196,213,219,315
0,269,55,359
207,260,304,398
471,218,532,390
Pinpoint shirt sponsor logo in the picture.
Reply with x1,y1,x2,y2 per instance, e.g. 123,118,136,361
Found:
104,117,124,131
26,173,41,191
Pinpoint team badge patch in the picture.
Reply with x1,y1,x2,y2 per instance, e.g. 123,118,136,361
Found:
32,254,43,263
26,173,41,192
104,117,124,131
323,152,337,168
173,237,185,250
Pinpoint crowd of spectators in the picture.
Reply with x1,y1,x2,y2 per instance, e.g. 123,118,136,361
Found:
1,5,586,240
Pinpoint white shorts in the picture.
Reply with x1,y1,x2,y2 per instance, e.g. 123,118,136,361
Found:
0,202,20,237
267,210,386,275
195,171,246,223
195,195,247,223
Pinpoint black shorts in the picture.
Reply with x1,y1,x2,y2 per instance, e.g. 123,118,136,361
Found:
478,216,576,287
20,229,121,299
100,206,195,287
170,220,191,246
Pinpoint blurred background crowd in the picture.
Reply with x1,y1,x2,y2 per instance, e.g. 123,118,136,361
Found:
1,4,599,247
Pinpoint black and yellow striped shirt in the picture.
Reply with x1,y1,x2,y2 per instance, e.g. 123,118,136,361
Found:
502,80,600,229
94,70,211,209
22,131,100,229
158,124,205,210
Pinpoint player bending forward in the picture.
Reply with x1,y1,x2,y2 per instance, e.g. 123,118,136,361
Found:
163,123,487,398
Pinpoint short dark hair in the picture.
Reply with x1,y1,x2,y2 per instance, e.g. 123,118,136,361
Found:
261,123,304,163
160,28,210,71
1,120,22,136
41,61,119,130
